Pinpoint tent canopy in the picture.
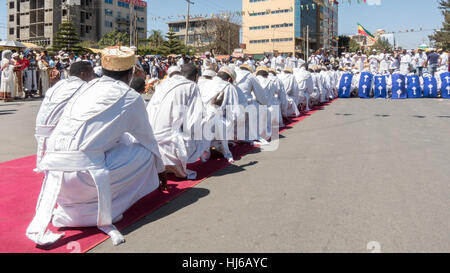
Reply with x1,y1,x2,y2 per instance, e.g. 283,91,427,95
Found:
0,40,27,48
22,42,43,49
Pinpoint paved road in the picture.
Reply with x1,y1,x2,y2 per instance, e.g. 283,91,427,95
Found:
1,98,450,252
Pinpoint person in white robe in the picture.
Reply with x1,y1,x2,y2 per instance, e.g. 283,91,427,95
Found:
147,63,210,180
37,55,50,97
285,53,297,69
255,67,279,141
368,50,380,74
400,50,412,75
294,64,314,111
199,67,242,163
278,67,301,117
34,61,96,172
353,51,367,72
26,46,167,247
438,49,449,72
268,68,290,126
0,50,14,102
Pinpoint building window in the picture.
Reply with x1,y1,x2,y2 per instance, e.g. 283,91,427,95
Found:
105,9,113,16
62,9,67,16
9,1,14,9
118,1,129,8
249,39,269,44
271,38,293,43
105,21,113,28
249,11,269,16
271,23,293,29
104,0,113,4
9,15,14,22
134,6,144,12
271,9,292,14
9,28,14,35
249,25,269,30
250,0,267,2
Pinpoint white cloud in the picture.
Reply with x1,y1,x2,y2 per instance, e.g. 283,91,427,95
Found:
367,0,382,5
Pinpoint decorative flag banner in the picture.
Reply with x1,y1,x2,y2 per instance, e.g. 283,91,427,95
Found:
358,23,376,40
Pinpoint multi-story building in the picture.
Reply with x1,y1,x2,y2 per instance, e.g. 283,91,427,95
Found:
242,0,338,57
7,0,147,47
350,29,386,48
167,17,240,54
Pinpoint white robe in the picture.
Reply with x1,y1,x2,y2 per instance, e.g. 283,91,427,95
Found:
27,76,165,246
146,75,209,179
0,58,14,98
294,67,314,110
277,72,300,117
199,77,243,160
38,60,50,95
34,76,87,171
256,75,278,140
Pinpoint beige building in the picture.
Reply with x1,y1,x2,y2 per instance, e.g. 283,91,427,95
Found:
7,0,147,47
242,0,338,57
167,17,240,55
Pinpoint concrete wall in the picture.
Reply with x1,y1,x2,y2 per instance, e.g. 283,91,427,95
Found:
242,0,295,55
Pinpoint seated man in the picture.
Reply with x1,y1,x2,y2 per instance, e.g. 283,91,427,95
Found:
146,63,210,179
26,46,167,246
278,67,301,117
34,61,96,171
199,67,243,163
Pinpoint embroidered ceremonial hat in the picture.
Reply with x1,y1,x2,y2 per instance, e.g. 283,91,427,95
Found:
219,66,236,83
255,66,268,73
102,46,136,71
239,63,253,73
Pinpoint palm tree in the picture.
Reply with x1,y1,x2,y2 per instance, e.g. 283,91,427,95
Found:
148,30,165,48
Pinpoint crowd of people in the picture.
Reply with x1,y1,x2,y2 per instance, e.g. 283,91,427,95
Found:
8,44,448,247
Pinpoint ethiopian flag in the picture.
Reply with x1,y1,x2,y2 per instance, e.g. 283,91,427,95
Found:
357,23,376,40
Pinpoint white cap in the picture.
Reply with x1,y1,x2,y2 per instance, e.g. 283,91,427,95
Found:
203,69,217,78
167,65,181,77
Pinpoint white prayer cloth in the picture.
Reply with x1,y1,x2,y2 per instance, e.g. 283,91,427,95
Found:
146,75,210,179
0,55,14,97
38,60,50,95
34,76,87,171
400,54,412,74
278,72,300,117
26,76,165,246
198,77,243,158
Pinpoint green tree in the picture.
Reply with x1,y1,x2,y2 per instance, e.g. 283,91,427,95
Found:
52,20,82,52
147,30,165,48
371,37,392,52
429,0,450,50
98,31,130,48
338,35,351,55
158,31,191,55
349,39,361,52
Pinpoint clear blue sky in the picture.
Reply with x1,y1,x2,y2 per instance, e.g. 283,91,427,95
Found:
0,0,444,49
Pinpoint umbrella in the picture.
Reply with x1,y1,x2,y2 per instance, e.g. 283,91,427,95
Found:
0,40,27,48
418,44,428,50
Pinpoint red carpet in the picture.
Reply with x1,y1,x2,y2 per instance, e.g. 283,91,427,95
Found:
0,100,335,253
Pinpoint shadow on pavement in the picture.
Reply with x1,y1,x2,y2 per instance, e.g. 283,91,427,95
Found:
211,161,258,177
122,187,210,236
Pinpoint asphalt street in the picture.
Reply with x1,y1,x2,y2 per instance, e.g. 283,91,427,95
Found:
1,97,449,252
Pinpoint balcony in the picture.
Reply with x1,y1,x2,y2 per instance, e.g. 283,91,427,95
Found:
116,17,130,25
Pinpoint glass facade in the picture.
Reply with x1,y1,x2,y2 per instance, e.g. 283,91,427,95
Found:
294,0,338,50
